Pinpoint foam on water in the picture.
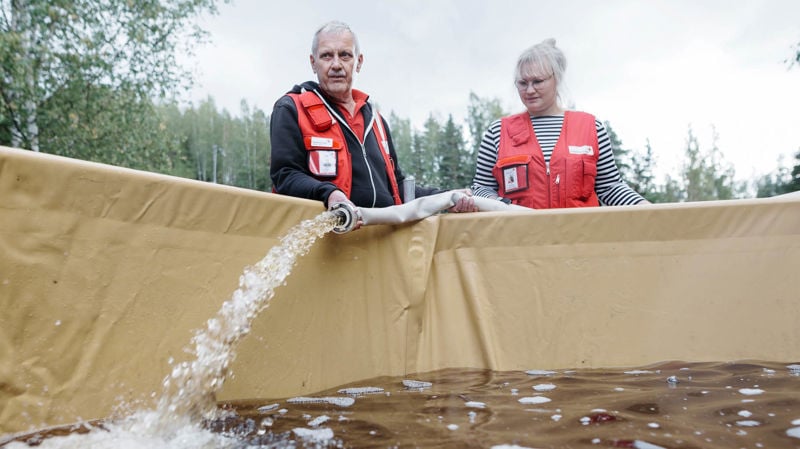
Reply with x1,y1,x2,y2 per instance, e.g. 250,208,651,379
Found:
286,397,355,407
738,388,765,395
6,213,338,448
518,396,551,404
525,369,556,376
465,401,486,409
336,387,384,395
4,410,243,449
291,427,334,441
306,415,330,427
402,379,432,389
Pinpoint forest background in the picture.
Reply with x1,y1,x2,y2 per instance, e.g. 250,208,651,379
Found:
2,0,799,202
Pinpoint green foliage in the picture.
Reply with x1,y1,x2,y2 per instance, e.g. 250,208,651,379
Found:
604,121,633,180
39,80,189,174
1,0,222,157
789,40,800,67
628,140,659,202
791,150,800,193
602,122,665,203
466,92,505,152
161,97,272,190
654,175,685,203
415,115,441,187
756,150,800,197
388,112,414,179
437,115,468,190
680,125,741,201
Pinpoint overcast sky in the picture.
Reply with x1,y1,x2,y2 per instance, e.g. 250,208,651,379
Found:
183,0,800,182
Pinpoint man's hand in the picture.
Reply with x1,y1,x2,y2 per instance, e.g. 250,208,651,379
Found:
327,190,363,231
327,190,351,210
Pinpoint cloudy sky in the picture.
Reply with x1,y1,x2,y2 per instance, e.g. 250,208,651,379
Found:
184,0,800,182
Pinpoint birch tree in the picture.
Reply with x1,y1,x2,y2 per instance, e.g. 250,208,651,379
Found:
1,0,221,166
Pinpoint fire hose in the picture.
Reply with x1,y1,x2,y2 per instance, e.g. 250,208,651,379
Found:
329,190,526,234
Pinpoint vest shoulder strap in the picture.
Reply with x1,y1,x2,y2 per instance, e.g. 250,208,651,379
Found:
564,110,596,128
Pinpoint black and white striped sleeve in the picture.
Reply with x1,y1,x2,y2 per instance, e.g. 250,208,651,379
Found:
593,120,647,206
470,119,503,198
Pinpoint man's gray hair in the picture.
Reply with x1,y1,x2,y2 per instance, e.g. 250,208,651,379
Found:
311,21,360,57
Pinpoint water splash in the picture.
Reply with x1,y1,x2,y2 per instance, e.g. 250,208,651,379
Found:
6,212,338,448
156,212,339,426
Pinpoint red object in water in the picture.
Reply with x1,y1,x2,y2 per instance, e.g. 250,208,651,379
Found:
588,412,618,424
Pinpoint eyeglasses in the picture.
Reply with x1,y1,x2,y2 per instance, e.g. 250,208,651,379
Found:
515,75,553,91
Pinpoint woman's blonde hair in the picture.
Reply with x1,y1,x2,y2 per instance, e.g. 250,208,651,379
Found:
515,38,567,105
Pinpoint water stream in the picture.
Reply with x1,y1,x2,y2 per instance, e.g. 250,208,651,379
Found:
2,212,338,449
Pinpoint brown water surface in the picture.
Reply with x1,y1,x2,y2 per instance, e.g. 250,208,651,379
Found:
214,360,800,449
5,361,800,448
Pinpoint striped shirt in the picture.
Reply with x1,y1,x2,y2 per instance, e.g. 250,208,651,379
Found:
471,115,645,206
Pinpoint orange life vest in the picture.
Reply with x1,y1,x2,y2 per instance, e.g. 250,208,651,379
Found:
289,91,402,205
492,111,600,209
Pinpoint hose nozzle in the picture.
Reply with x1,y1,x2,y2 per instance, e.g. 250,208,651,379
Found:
330,202,361,234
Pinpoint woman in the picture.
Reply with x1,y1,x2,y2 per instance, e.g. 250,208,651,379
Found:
471,39,649,208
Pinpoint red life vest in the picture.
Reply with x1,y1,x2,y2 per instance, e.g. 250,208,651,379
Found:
492,111,600,209
289,91,402,205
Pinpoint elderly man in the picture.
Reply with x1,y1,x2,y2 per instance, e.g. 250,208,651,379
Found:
269,21,470,215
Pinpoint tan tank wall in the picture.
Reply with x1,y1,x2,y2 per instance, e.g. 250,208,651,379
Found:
1,146,798,435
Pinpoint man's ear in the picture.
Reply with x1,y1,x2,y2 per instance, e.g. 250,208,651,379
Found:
310,54,316,73
356,53,364,73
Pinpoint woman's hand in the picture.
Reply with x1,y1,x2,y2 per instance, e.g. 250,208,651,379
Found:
448,189,479,213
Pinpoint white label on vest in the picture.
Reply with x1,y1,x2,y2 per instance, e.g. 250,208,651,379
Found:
568,145,593,155
317,151,337,175
503,167,519,190
310,136,334,148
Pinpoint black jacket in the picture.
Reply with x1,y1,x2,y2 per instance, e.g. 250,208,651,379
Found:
269,81,438,208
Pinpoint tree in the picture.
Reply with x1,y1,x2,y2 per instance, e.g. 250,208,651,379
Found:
1,0,222,160
388,112,414,177
415,114,442,186
681,125,740,201
155,102,196,179
656,175,685,203
221,100,271,190
465,92,505,154
602,121,665,202
788,40,800,68
437,115,468,190
157,96,273,190
759,149,800,196
755,155,791,198
791,149,800,193
183,97,225,182
463,92,505,190
603,121,634,181
629,139,659,202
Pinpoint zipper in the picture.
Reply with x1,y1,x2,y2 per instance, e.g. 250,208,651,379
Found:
546,161,551,207
313,90,379,207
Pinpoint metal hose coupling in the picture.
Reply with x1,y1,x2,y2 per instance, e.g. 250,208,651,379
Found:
330,202,362,234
